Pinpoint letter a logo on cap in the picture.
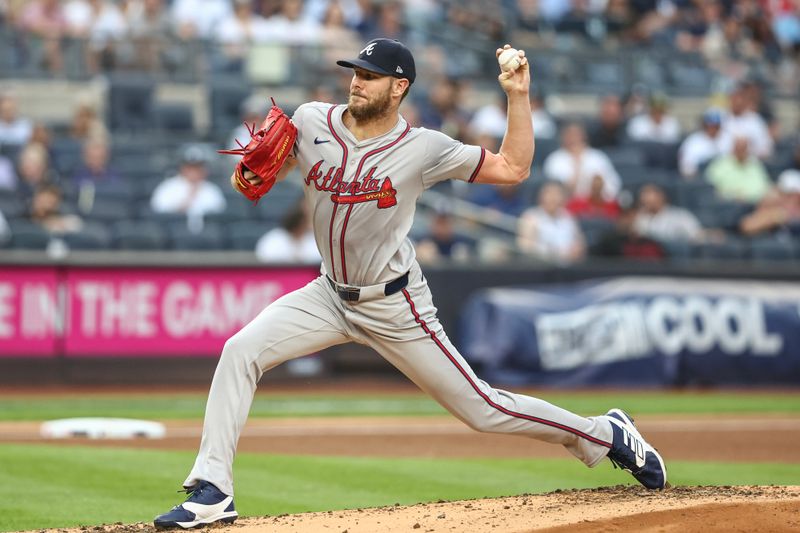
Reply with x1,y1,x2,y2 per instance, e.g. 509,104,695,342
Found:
396,66,403,73
360,43,376,56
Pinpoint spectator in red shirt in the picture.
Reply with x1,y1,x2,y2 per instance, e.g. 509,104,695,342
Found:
566,174,621,220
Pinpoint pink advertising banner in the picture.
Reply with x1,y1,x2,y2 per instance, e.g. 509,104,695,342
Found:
0,266,317,357
63,267,318,356
0,267,60,357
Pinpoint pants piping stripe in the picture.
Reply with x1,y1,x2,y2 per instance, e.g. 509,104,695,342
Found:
401,288,612,449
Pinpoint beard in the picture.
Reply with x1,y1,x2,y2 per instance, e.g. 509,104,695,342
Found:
347,85,392,121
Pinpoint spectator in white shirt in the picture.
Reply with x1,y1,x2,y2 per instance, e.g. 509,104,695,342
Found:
678,108,725,179
468,90,556,141
261,0,321,45
720,84,773,159
517,181,586,263
64,0,128,73
170,0,232,40
633,183,704,243
255,202,321,264
543,122,621,200
0,93,33,148
150,145,226,230
626,93,681,144
215,0,270,66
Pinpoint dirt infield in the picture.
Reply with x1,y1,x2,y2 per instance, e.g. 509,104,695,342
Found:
3,414,800,462
5,413,800,532
21,486,800,533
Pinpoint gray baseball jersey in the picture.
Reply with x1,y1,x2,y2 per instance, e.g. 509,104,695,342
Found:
184,102,613,497
293,101,485,287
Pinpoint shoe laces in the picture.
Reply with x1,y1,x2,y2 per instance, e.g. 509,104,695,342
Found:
178,483,207,502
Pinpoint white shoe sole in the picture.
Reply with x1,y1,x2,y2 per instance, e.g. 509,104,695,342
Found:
607,408,669,489
173,511,238,529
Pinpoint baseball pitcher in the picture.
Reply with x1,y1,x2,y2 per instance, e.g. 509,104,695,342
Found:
154,39,667,529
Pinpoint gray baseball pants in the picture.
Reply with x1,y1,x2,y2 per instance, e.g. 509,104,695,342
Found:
185,263,613,496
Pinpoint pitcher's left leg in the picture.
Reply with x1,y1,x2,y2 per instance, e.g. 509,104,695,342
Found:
360,280,611,467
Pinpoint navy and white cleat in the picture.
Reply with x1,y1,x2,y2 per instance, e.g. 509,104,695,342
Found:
605,408,669,490
154,481,237,529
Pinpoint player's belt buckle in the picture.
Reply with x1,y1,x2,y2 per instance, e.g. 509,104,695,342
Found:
337,286,361,302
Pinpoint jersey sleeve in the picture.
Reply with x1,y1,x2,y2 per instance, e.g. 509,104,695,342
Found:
420,129,486,189
291,103,310,152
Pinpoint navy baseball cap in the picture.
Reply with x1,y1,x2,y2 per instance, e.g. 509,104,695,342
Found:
337,38,416,84
702,108,723,126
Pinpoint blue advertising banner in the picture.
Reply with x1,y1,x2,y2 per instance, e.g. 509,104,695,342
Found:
460,277,800,387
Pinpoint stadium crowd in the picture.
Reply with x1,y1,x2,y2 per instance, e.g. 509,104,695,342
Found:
0,0,798,264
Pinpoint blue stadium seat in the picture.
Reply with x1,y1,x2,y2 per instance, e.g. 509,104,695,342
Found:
169,222,225,250
0,192,27,219
695,237,748,260
226,221,274,251
60,224,112,250
155,102,194,133
209,82,252,138
749,236,797,262
579,217,616,248
111,220,169,250
82,197,134,222
107,74,156,132
8,221,50,250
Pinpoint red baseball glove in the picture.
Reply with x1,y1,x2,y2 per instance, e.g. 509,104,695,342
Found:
219,98,298,203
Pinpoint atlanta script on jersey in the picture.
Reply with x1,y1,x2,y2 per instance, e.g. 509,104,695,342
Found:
291,101,486,287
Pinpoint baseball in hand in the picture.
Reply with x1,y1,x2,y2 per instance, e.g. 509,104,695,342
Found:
498,48,521,72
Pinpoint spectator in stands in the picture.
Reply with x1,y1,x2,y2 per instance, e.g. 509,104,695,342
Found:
416,206,474,264
16,142,57,198
739,78,779,141
0,93,33,148
592,204,667,260
739,169,800,236
0,155,17,190
417,76,470,140
468,89,556,142
16,0,68,72
544,122,621,201
770,1,800,54
150,144,226,229
225,94,268,161
633,183,704,243
214,0,270,69
29,183,83,234
359,0,407,42
588,94,626,148
68,101,109,141
125,0,174,71
261,0,321,45
626,93,681,144
678,108,725,179
530,89,557,140
70,137,122,188
706,136,771,203
720,84,774,159
255,202,320,264
64,0,128,73
517,181,586,263
319,0,362,67
566,174,621,220
468,183,528,218
170,0,231,40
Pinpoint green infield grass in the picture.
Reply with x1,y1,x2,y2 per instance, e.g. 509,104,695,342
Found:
0,390,798,421
1,443,798,532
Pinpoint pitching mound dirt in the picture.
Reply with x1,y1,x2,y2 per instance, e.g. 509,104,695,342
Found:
32,485,800,533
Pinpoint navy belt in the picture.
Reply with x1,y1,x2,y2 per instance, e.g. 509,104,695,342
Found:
327,272,409,302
